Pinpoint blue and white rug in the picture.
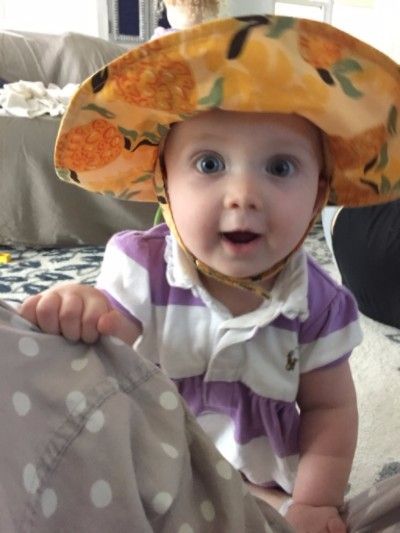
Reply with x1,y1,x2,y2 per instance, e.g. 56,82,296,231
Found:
0,222,399,497
0,246,104,304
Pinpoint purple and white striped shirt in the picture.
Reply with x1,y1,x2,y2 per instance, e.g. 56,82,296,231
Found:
97,224,362,492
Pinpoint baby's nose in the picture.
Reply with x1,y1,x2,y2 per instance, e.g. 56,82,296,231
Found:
224,176,262,210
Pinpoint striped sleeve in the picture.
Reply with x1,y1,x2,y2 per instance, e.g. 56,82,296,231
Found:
298,257,363,373
96,227,168,330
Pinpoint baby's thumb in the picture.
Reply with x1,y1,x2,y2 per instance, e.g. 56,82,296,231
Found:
327,516,347,533
98,309,141,346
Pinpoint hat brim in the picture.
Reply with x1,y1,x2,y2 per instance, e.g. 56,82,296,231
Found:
55,15,400,207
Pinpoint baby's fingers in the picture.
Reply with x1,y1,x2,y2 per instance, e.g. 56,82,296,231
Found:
58,292,84,342
80,295,112,344
23,292,63,335
98,309,142,346
327,516,347,533
19,294,43,326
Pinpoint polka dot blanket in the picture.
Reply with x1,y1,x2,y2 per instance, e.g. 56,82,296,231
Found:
0,300,288,532
1,300,400,530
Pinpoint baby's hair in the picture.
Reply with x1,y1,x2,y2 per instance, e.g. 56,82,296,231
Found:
160,0,223,20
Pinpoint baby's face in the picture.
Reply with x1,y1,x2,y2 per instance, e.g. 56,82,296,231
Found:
163,109,325,280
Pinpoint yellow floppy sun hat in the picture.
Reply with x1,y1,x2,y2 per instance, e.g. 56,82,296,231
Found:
54,15,400,296
55,15,400,207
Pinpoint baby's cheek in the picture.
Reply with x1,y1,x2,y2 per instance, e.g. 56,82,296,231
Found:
274,208,310,242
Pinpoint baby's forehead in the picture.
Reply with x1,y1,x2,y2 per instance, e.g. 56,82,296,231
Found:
166,110,323,158
172,109,319,135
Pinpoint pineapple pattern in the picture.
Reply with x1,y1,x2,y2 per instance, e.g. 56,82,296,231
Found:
105,51,197,113
55,15,400,207
55,119,124,172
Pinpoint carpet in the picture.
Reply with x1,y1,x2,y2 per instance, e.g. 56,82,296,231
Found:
1,222,399,497
304,223,400,497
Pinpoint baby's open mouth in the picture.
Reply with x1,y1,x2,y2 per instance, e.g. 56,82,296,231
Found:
221,231,260,244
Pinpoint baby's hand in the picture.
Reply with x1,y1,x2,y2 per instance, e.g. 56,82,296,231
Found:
19,283,140,345
285,502,346,533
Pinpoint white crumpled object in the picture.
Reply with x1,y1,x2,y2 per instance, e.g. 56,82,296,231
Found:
0,80,78,117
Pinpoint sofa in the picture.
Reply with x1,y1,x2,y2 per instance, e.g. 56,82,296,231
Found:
0,30,157,247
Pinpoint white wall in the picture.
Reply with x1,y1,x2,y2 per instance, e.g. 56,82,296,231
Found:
0,0,107,37
332,0,400,61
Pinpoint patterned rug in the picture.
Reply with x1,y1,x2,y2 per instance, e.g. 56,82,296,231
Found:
0,222,399,497
0,246,104,305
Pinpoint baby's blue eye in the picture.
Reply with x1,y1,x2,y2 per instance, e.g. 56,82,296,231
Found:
266,157,295,178
196,154,225,174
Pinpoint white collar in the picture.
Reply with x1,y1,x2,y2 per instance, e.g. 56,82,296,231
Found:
164,234,310,325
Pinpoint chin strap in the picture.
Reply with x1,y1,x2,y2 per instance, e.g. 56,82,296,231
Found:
192,255,285,299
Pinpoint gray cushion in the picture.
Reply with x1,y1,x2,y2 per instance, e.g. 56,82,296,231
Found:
0,30,126,87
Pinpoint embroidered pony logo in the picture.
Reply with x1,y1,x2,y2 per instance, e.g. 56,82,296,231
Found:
285,350,298,371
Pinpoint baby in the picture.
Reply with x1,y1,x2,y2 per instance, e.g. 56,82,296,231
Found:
20,15,400,533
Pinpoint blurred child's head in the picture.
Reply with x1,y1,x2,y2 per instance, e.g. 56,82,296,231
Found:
163,0,221,28
163,109,326,286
